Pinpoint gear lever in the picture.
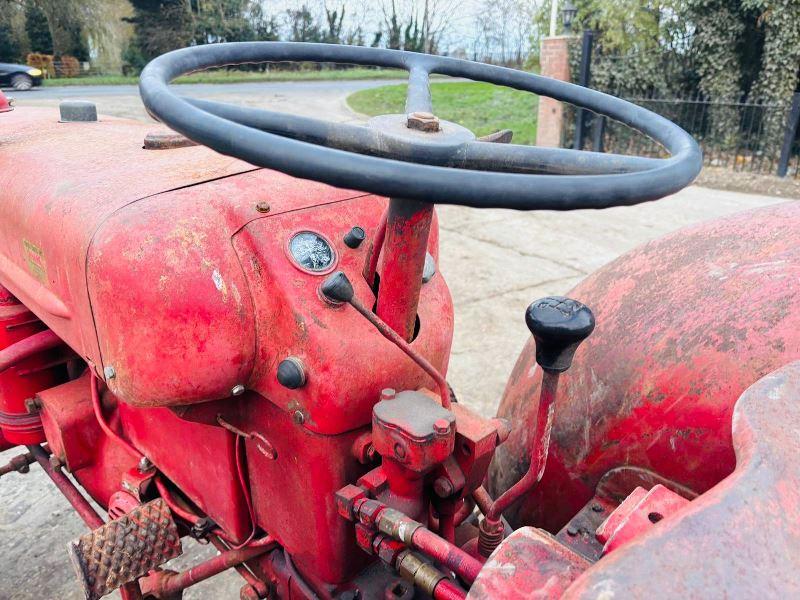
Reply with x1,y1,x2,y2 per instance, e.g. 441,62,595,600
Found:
478,296,595,556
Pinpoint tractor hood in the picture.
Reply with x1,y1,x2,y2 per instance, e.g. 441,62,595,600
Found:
0,107,453,430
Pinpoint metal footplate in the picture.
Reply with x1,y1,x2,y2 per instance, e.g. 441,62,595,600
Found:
67,498,182,600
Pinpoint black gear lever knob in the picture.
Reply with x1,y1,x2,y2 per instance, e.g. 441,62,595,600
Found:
525,296,595,372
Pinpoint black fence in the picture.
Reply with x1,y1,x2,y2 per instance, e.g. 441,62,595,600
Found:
567,92,800,178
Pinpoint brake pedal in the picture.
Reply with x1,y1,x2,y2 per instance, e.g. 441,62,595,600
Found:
67,497,182,600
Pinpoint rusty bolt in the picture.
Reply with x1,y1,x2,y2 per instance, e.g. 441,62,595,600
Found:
433,419,450,435
393,442,407,460
255,201,270,213
406,111,440,133
24,397,42,414
433,477,454,498
335,484,366,520
381,388,396,401
292,410,305,425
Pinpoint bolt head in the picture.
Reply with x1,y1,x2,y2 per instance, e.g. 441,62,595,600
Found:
433,476,454,498
138,456,154,473
380,388,397,401
292,410,305,425
407,111,440,132
433,418,450,435
104,365,116,379
255,201,270,213
393,442,407,460
231,384,246,396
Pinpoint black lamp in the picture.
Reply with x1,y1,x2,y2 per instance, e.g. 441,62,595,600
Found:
562,1,578,35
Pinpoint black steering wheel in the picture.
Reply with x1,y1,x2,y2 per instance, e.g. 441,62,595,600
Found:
139,42,702,210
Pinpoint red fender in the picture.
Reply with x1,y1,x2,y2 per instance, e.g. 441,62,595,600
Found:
490,200,800,532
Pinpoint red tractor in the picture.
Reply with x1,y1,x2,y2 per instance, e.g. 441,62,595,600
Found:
0,43,797,599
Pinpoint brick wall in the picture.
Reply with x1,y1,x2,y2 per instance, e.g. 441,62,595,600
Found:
536,36,573,148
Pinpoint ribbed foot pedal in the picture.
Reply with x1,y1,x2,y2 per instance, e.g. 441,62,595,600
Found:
67,497,182,600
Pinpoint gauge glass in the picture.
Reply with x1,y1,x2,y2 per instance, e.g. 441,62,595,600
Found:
289,231,335,273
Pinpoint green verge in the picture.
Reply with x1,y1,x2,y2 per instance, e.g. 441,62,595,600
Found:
347,81,539,145
41,67,406,87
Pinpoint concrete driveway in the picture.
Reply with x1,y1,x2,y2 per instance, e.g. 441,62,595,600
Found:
0,79,792,599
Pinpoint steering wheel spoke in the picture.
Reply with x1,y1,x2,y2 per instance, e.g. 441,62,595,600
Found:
405,66,433,115
460,141,662,175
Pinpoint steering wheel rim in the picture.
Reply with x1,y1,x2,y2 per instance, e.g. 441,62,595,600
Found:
139,42,702,210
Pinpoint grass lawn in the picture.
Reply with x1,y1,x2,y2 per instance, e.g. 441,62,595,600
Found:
347,81,538,145
42,67,406,87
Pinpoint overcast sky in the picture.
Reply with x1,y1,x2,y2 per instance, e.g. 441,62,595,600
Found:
259,0,537,55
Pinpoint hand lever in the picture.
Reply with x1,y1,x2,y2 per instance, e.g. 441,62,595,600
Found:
478,296,595,556
321,271,451,408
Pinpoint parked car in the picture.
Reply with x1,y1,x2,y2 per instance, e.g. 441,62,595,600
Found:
0,62,42,90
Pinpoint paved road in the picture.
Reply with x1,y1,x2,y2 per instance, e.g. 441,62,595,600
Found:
9,79,405,122
0,79,795,599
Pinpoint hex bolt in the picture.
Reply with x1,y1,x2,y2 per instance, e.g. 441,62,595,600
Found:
433,477,454,498
24,397,42,414
138,457,154,473
407,111,440,133
292,410,306,425
255,201,270,213
104,365,116,379
433,418,450,435
393,442,406,460
231,384,246,396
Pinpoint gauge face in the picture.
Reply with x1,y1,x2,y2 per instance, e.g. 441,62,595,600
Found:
289,231,335,273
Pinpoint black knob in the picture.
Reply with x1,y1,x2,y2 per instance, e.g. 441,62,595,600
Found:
525,296,595,372
277,357,306,389
343,226,366,249
321,271,354,304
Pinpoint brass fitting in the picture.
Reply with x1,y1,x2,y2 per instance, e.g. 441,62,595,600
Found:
396,551,447,597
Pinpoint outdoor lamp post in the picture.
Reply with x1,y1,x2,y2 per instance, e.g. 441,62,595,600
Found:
562,1,577,35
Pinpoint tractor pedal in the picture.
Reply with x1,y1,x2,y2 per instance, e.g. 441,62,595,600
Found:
67,497,182,600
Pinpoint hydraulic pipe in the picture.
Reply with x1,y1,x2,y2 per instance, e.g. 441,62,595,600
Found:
358,500,483,584
0,329,62,374
434,578,468,600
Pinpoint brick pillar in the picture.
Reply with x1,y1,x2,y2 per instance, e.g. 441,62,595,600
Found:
536,36,573,148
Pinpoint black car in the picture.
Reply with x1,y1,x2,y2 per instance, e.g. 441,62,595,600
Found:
0,62,43,90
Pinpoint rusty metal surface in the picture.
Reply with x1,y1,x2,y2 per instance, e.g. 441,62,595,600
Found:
491,200,800,532
67,497,182,600
563,361,800,598
468,527,590,599
595,484,689,555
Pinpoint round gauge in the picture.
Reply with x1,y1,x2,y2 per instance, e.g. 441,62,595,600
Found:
288,231,336,273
